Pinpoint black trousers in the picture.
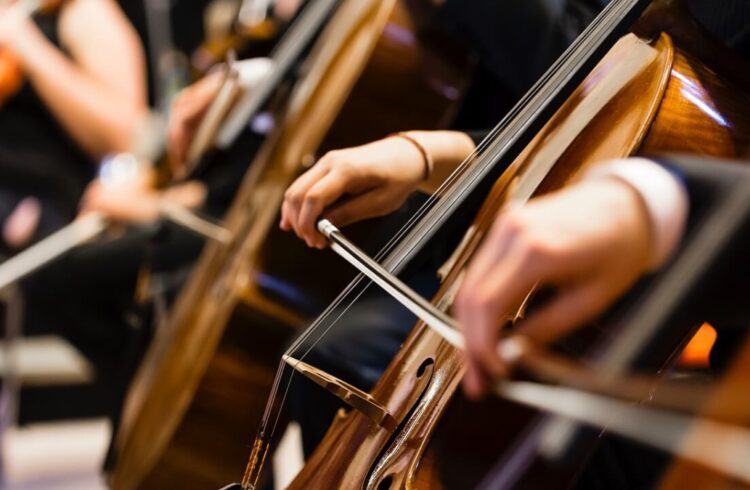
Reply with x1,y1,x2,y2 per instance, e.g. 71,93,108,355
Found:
18,222,205,423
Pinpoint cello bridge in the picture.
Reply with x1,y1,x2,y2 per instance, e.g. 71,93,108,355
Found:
283,355,397,432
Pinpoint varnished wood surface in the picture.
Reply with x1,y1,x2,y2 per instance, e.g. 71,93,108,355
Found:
108,1,473,488
659,339,750,490
288,31,750,490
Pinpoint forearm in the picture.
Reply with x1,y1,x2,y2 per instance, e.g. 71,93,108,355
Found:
586,158,689,269
14,27,147,159
399,130,477,194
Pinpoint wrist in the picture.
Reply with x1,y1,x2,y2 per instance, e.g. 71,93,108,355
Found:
389,132,433,183
10,23,47,72
586,158,689,270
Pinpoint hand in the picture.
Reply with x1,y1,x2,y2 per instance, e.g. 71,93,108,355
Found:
80,178,207,224
454,179,653,399
79,175,161,223
0,3,39,54
167,71,224,177
273,0,303,21
280,136,428,248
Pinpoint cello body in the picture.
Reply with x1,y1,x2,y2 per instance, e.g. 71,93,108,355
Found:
287,30,750,490
109,1,472,489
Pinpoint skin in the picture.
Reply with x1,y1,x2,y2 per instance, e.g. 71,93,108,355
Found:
0,0,148,158
167,70,224,177
79,71,226,224
79,173,207,223
280,131,476,248
274,0,304,21
79,0,305,224
0,0,147,246
454,179,652,398
3,197,41,247
281,133,658,399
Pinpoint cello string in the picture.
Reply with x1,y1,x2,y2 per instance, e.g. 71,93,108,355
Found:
273,222,750,486
496,380,750,485
316,222,743,423
0,4,337,295
383,0,639,253
281,0,631,357
317,219,464,346
277,10,650,445
262,4,642,453
401,0,636,208
252,0,649,474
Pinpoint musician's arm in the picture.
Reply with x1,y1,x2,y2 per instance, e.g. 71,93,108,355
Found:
456,157,690,397
584,158,689,270
5,0,148,159
281,130,477,248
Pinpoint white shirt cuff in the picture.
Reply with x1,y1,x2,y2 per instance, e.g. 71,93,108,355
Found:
586,157,689,270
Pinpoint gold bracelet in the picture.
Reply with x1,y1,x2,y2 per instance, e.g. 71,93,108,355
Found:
391,132,434,182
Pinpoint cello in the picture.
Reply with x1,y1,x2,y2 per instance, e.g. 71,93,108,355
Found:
109,1,473,488
240,0,750,488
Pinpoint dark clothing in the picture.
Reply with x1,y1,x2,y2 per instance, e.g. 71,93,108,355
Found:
17,0,283,424
288,3,750,488
464,1,750,148
442,0,603,133
0,11,95,248
288,0,609,461
195,129,267,218
18,128,265,423
440,0,603,97
117,0,214,105
19,221,204,423
689,0,750,49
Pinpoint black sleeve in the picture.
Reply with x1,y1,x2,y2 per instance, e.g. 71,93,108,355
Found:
437,0,603,96
657,155,750,372
197,130,266,218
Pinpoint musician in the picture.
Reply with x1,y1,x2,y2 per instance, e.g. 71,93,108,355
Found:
279,0,612,456
281,0,750,468
0,0,147,253
454,1,750,399
19,2,302,424
455,159,688,392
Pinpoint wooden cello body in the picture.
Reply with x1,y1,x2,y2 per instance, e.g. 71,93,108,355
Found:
109,1,472,489
286,28,750,490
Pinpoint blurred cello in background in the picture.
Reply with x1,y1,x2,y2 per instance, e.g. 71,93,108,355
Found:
191,0,282,75
109,0,473,488
242,0,750,488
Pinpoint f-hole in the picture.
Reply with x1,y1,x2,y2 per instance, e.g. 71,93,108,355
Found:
377,476,394,490
416,358,434,378
365,355,436,488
